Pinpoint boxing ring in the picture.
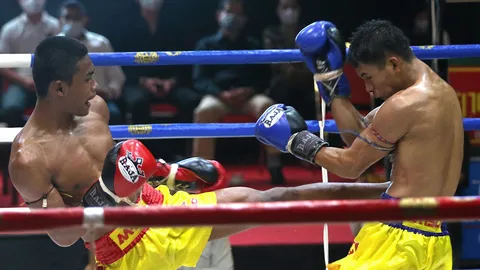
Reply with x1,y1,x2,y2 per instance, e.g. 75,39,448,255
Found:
0,44,480,269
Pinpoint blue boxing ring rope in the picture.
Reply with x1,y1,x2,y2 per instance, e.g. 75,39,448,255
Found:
0,44,479,141
1,45,480,68
0,43,479,270
1,118,479,142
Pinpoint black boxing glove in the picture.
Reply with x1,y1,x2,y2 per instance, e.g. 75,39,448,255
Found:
149,157,228,193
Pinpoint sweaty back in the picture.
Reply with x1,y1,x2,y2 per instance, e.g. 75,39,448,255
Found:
387,63,464,197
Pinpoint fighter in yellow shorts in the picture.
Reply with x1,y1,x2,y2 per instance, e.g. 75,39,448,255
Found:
88,184,217,270
9,36,390,270
327,193,452,270
83,140,390,270
253,19,463,269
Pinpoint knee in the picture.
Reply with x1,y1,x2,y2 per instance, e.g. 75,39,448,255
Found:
253,95,275,118
194,97,225,123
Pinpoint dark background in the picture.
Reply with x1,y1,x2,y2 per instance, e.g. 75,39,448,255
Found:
0,0,477,52
0,0,478,269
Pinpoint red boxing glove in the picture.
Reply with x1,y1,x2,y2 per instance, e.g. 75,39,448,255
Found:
83,139,157,207
149,157,227,193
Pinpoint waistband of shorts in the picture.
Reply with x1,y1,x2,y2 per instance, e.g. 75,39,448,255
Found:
380,192,448,237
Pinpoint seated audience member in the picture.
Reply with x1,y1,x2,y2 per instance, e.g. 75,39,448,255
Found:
0,0,59,127
179,237,234,270
118,0,201,125
58,0,125,125
262,0,316,120
193,0,284,184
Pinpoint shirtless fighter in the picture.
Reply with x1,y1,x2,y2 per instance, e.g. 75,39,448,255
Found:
10,36,390,270
255,20,463,269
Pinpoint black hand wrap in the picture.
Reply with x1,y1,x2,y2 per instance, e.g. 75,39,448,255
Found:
287,130,329,164
82,181,117,207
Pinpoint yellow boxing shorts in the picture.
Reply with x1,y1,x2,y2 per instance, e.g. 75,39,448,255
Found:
328,193,452,270
89,184,217,270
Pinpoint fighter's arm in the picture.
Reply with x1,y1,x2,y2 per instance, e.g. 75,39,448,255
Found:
9,151,87,247
331,98,371,146
314,94,412,179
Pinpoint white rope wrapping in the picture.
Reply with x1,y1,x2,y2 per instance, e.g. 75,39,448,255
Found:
0,127,22,143
313,79,330,268
320,97,330,268
0,54,31,68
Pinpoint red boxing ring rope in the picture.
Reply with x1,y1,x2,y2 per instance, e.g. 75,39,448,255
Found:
1,196,479,234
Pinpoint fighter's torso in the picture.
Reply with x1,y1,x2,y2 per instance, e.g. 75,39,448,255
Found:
12,111,113,206
375,66,464,197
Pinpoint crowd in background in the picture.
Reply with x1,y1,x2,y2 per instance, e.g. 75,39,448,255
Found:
0,0,459,183
0,0,475,269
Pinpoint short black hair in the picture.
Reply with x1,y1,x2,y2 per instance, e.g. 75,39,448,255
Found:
59,0,87,17
347,20,414,68
32,36,88,98
218,0,243,10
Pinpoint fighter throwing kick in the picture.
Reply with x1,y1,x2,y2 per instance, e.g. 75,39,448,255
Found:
9,36,389,270
255,20,463,269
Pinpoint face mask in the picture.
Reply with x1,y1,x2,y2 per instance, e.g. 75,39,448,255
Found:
279,8,299,25
62,21,85,38
219,12,246,34
20,0,45,15
415,20,429,32
139,0,163,11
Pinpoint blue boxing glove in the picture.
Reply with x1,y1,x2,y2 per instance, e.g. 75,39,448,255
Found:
255,104,329,164
295,21,350,106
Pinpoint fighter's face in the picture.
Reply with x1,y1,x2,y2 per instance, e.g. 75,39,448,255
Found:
355,58,401,100
65,56,97,116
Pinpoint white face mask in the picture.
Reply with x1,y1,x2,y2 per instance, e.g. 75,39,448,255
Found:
20,0,45,15
139,0,164,11
62,21,85,38
219,12,246,34
279,8,299,25
415,20,429,32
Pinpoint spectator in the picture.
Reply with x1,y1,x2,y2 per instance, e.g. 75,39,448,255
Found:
262,0,316,122
179,238,234,270
411,8,450,46
0,0,60,127
58,0,125,125
118,0,201,125
193,0,284,184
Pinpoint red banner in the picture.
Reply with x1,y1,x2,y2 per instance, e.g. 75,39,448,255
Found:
449,67,480,145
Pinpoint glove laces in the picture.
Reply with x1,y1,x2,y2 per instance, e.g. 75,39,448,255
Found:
314,69,343,97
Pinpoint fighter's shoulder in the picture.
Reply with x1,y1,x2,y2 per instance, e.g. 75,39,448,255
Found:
385,89,420,110
89,95,109,122
9,141,48,179
374,90,420,121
